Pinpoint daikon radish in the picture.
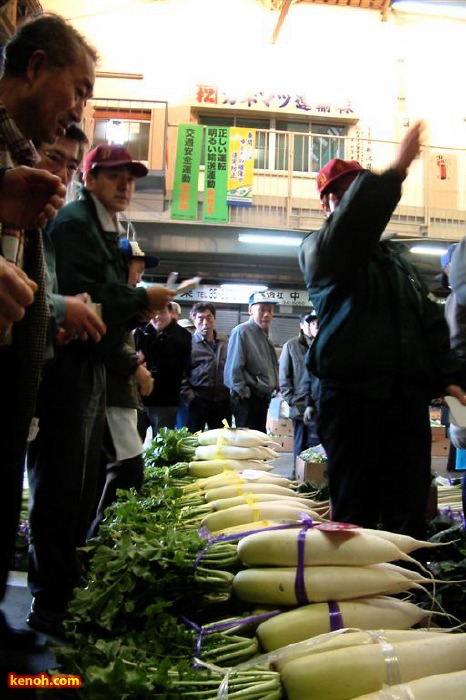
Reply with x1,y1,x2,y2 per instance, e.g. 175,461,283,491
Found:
188,459,274,477
183,470,293,493
278,632,466,700
232,565,430,606
279,628,445,659
209,494,320,511
203,482,301,502
256,596,428,651
361,528,445,555
237,528,421,568
194,444,279,461
353,669,466,700
197,427,274,446
201,503,322,534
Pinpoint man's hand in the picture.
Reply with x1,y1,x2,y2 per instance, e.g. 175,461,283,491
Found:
391,120,425,181
303,406,315,425
63,295,106,343
444,384,466,406
0,257,37,330
134,364,154,397
145,284,176,311
0,166,67,229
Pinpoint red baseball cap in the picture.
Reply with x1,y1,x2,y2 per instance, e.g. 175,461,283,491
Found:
83,144,148,178
317,158,364,198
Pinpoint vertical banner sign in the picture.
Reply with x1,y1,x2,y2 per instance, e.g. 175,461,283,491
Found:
171,124,203,220
202,126,229,222
227,127,256,206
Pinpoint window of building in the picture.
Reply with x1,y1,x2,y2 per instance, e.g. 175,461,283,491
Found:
198,115,347,173
93,109,151,163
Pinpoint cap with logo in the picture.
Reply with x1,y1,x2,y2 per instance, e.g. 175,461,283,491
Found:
83,144,148,178
317,158,364,198
119,238,160,269
248,291,279,306
300,311,318,323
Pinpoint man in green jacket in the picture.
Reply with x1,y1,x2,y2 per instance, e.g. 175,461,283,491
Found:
299,121,466,540
27,144,175,637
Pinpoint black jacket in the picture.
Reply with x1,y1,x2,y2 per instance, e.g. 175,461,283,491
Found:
134,320,191,407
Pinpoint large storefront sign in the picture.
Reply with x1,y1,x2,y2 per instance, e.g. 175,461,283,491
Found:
194,84,356,120
171,124,203,220
172,284,311,307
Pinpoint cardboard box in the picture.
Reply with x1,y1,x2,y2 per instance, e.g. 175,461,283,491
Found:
295,456,328,486
431,425,447,441
266,417,293,437
267,397,288,419
431,425,450,457
272,435,294,452
431,438,450,457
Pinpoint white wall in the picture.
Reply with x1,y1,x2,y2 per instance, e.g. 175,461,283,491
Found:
41,0,466,152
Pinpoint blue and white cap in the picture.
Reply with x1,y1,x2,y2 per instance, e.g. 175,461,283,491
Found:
119,238,160,269
248,291,279,306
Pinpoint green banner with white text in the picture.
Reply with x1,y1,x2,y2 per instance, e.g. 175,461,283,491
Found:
202,126,229,222
171,124,203,220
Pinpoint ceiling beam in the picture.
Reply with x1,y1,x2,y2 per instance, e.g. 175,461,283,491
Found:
272,0,293,44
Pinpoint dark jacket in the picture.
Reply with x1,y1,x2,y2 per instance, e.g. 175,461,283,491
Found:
180,330,230,405
134,319,191,406
105,332,142,409
49,189,149,360
279,331,314,419
299,168,460,401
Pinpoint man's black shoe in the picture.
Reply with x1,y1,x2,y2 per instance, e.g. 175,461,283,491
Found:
26,605,66,642
0,610,37,650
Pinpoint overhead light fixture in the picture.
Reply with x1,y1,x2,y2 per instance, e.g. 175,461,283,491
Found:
221,283,268,292
391,1,466,19
410,245,449,256
238,234,302,247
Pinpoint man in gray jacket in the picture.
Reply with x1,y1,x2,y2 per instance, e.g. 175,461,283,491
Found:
279,311,320,465
224,291,279,432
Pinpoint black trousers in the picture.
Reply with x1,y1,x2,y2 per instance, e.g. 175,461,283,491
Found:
87,421,144,539
186,396,232,432
292,418,321,462
317,388,432,540
232,393,271,433
27,346,106,613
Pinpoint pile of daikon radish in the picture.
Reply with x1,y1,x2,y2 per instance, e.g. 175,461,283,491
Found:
179,427,466,699
180,426,329,530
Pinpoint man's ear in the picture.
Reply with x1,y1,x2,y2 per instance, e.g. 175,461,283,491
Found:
321,198,331,218
83,170,95,191
26,50,49,84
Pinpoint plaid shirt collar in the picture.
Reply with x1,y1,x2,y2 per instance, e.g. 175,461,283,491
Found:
0,101,38,167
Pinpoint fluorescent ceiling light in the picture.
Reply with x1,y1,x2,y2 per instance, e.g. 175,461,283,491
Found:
238,234,302,246
221,283,268,292
392,1,466,19
410,245,449,256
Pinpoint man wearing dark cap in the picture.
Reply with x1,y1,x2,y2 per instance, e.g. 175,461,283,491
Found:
299,121,466,540
279,311,320,468
27,144,176,636
224,291,279,432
